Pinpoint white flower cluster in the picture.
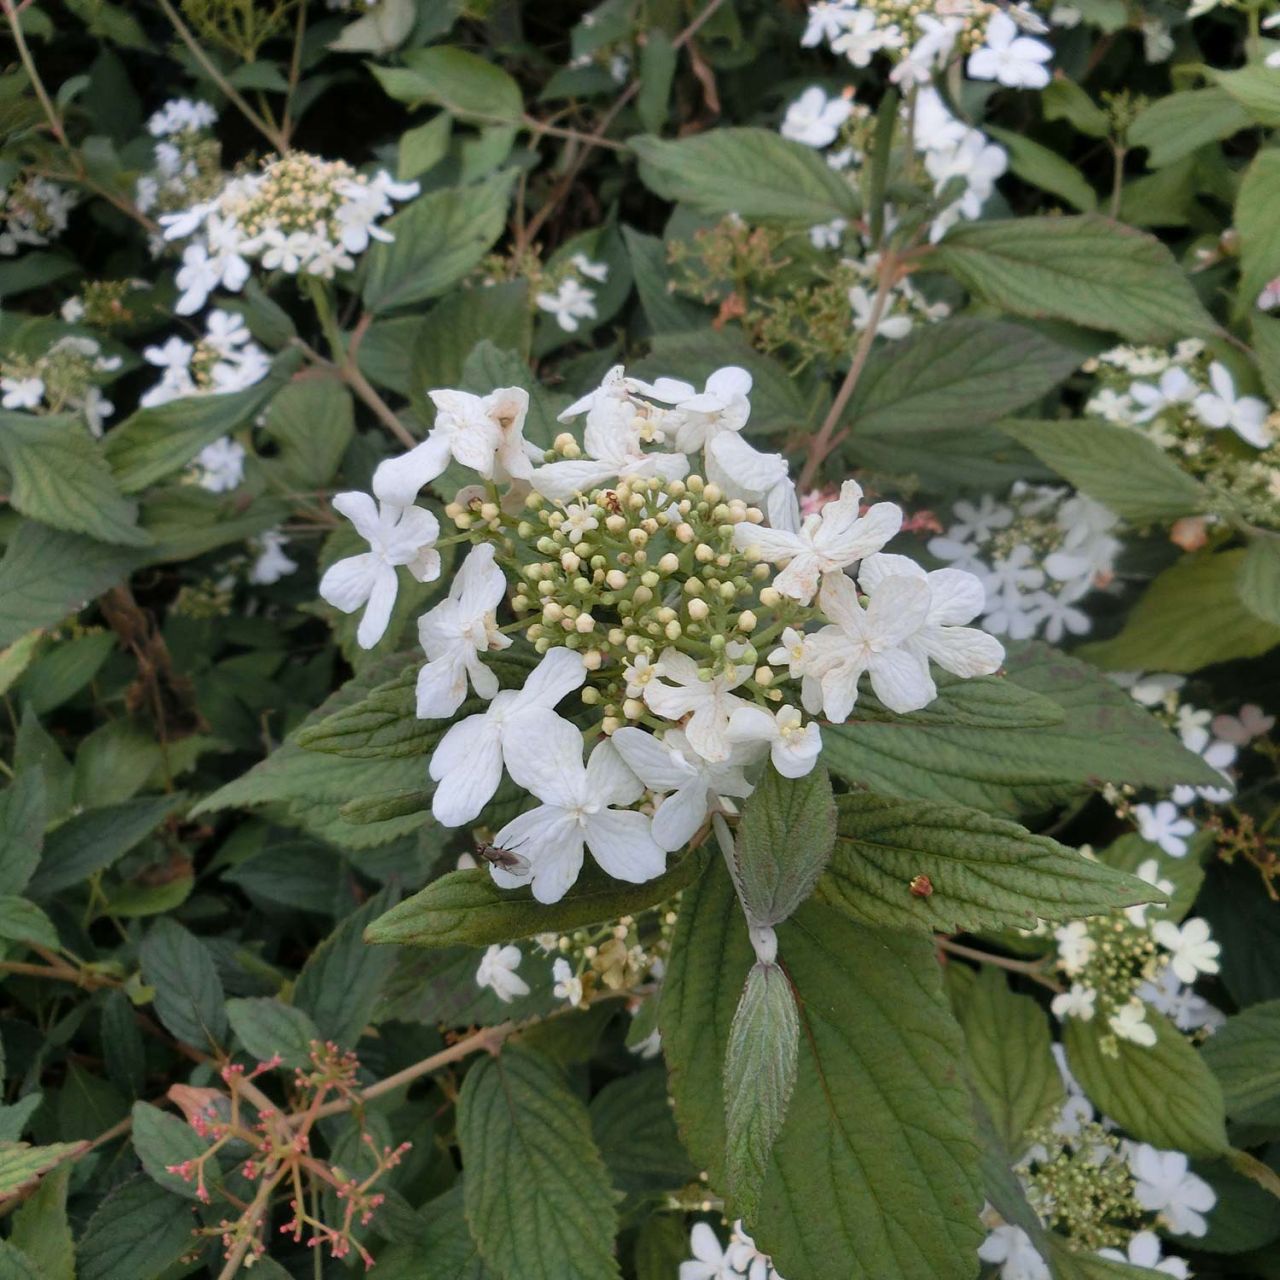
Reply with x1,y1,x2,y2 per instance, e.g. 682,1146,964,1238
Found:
142,308,270,407
160,151,419,314
802,1,1053,90
135,99,223,246
535,253,609,333
929,484,1120,641
0,173,76,256
147,97,219,138
317,365,1004,903
0,335,120,435
680,1220,787,1280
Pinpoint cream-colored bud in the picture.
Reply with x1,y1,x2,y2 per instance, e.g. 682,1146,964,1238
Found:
684,577,704,596
641,517,658,535
633,585,653,606
542,601,564,623
623,698,644,720
453,512,473,530
719,581,737,601
626,633,645,654
737,610,758,632
553,431,578,455
752,563,770,580
657,553,679,574
687,474,705,494
526,623,544,641
759,587,781,607
606,569,627,590
537,579,555,597
746,506,764,524
517,521,534,539
561,550,581,573
629,528,648,548
525,491,544,510
575,613,596,634
608,627,626,646
574,577,592,594
444,501,463,519
582,649,603,670
534,636,552,654
687,597,709,622
641,570,660,589
667,480,686,499
655,606,676,625
606,514,626,534
716,554,732,569
480,502,499,521
512,595,530,613
694,543,714,563
665,619,682,641
702,482,721,504
582,686,601,704
755,665,774,686
712,504,730,523
628,492,646,511
547,511,564,529
602,716,621,735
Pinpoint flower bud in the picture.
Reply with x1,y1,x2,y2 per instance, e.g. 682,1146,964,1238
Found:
655,606,676,624
582,649,603,670
553,432,580,458
719,581,737,601
561,550,581,573
641,570,660,588
759,587,781,607
628,528,648,547
694,543,715,563
606,569,627,590
480,502,500,521
737,610,757,632
582,686,601,704
687,474,704,494
633,585,653,606
623,698,644,720
703,483,722,504
574,613,595,633
453,512,473,530
687,597,709,621
664,619,682,640
658,553,679,574
602,716,621,735
606,514,626,534
755,665,774,686
543,602,564,622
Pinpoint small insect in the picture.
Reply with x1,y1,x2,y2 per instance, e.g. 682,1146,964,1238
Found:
475,841,530,873
909,874,934,899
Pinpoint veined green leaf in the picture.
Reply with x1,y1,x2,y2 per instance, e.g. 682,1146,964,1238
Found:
1128,88,1251,168
1201,1001,1280,1127
138,919,228,1051
1240,533,1280,627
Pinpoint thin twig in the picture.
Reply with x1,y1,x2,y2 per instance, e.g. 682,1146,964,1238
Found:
281,0,307,147
340,313,416,449
936,937,1063,992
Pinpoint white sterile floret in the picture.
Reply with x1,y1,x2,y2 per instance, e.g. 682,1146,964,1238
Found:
1130,366,1196,421
319,493,441,650
249,529,298,585
536,278,598,332
193,438,246,493
977,1224,1050,1280
1134,800,1196,858
611,726,756,850
416,543,511,718
727,705,823,779
552,957,584,1007
967,11,1053,89
429,648,587,827
1050,983,1096,1022
1127,1144,1216,1236
0,375,44,409
832,8,900,67
1108,996,1156,1047
780,86,853,148
734,479,902,604
1053,921,1094,974
1098,1230,1189,1278
1194,360,1271,448
641,647,752,763
375,386,535,506
679,1222,735,1280
1151,916,1220,984
488,720,665,904
1123,857,1173,927
1212,702,1275,745
475,944,529,1003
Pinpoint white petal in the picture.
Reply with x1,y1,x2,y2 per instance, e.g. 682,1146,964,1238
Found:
869,648,935,713
432,728,504,826
925,567,986,625
611,728,696,792
416,652,468,719
530,459,619,501
585,739,645,807
318,553,377,613
857,552,924,591
373,432,452,506
502,716,586,808
515,647,588,711
355,562,399,649
493,807,585,902
707,432,788,496
726,704,780,747
585,809,667,883
650,781,712,851
921,626,1004,677
331,491,381,542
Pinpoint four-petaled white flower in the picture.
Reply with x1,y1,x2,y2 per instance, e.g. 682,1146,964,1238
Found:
319,492,441,650
1151,916,1220,984
1108,996,1156,1047
642,647,753,762
429,647,587,827
1128,1144,1216,1236
0,375,44,409
552,957,584,1007
977,1224,1050,1280
781,86,853,148
1050,983,1096,1022
727,705,822,779
375,386,535,506
1053,921,1094,974
536,278,598,332
612,726,756,850
475,944,529,1003
416,543,511,719
489,720,665,903
735,479,901,604
1194,361,1272,448
1129,366,1196,422
1134,800,1196,858
679,1222,735,1280
967,11,1053,89
1099,1230,1189,1279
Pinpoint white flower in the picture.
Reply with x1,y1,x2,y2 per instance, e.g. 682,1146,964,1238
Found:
249,529,298,585
562,502,599,543
848,283,913,339
726,1221,780,1280
475,944,529,1003
173,241,249,315
1124,857,1173,928
832,7,900,67
641,648,752,763
319,493,441,650
552,958,584,1007
780,86,853,147
734,479,902,604
727,704,823,779
333,171,419,253
891,14,963,87
1171,722,1235,806
801,1,856,47
374,387,535,506
945,494,1013,543
1050,983,1096,1022
193,438,246,493
1109,997,1157,1047
1098,1230,1189,1278
489,723,665,903
415,543,512,718
679,1222,735,1280
768,626,822,681
805,570,934,719
144,335,195,372
1138,964,1225,1034
1211,703,1275,745
1129,367,1196,422
967,11,1053,89
1151,916,1220,984
536,278,598,332
1194,361,1272,448
0,375,44,409
428,647,586,827
1128,1144,1216,1236
569,252,609,282
1054,921,1094,975
612,726,756,850
978,1224,1050,1280
809,217,847,249
913,87,969,152
1134,801,1196,858
147,98,218,136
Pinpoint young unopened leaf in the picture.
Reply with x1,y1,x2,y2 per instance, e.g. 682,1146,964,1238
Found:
139,919,228,1051
724,962,799,1221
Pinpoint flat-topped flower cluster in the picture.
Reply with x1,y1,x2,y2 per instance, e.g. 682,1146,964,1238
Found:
318,365,1004,902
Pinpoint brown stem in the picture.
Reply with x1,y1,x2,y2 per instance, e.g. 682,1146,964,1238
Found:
280,0,307,147
936,937,1063,992
338,313,416,450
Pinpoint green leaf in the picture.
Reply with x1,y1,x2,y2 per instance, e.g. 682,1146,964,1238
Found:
732,765,835,926
27,793,185,898
934,215,1219,343
104,371,285,493
10,1163,72,1280
1213,64,1280,127
622,226,708,334
985,127,1096,211
362,170,517,314
822,642,1220,817
724,962,799,1221
17,631,115,715
375,1185,494,1279
855,670,1065,729
364,854,705,948
1240,533,1280,627
291,662,435,758
329,0,414,53
818,792,1159,933
0,632,42,699
398,113,452,181
1236,149,1280,319
130,1102,208,1200
1064,1014,1228,1157
1098,832,1203,924
951,967,1063,1156
630,128,858,225
0,415,149,546
77,1177,196,1280
0,896,58,951
0,1242,46,1280
370,47,522,122
1082,551,1280,673
258,377,353,490
1254,309,1280,402
1128,88,1251,168
1201,1001,1280,1127
0,1143,83,1198
138,919,228,1051
589,1070,695,1195
224,997,322,1069
0,524,142,648
1041,77,1110,138
999,418,1210,522
294,888,398,1047
0,771,45,897
457,1044,621,1280
636,30,676,133
847,318,1087,437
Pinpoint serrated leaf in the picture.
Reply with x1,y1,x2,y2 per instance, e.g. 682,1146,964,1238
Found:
855,670,1064,729
10,1163,72,1280
0,414,149,546
130,1102,208,1200
1064,1014,1228,1157
364,853,705,948
817,792,1158,933
1201,1001,1280,1128
589,1070,694,1195
225,997,322,1069
636,30,676,133
363,171,517,313
0,1241,46,1280
375,1185,495,1279
822,642,1220,816
631,128,858,225
458,1044,621,1280
139,919,228,1051
0,1143,83,1198
985,127,1096,211
1240,534,1280,627
0,632,42,699
293,661,438,757
732,766,835,927
0,771,45,897
1083,551,1280,673
999,418,1210,523
934,215,1219,343
1128,88,1251,168
76,1177,196,1280
724,962,799,1221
